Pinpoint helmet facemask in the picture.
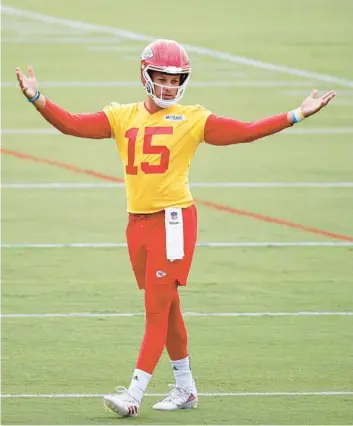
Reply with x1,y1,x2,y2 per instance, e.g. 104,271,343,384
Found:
142,65,190,109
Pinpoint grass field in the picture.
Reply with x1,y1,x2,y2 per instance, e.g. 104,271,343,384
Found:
1,0,353,424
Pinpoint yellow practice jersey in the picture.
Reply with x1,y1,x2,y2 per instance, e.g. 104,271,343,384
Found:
103,102,211,213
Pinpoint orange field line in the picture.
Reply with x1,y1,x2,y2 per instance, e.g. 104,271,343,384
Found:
2,148,353,242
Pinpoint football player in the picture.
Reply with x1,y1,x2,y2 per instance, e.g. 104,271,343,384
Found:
16,39,335,418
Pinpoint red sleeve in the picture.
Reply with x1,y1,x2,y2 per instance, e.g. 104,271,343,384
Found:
37,99,112,139
204,113,292,146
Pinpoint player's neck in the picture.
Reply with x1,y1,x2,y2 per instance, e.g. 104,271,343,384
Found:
144,97,165,115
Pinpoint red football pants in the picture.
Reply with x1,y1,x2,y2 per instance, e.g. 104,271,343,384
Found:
126,204,197,373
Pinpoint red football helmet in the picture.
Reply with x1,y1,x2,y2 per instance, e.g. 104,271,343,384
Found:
140,39,191,108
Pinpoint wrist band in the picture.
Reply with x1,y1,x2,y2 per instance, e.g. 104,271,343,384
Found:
290,107,305,123
27,91,40,103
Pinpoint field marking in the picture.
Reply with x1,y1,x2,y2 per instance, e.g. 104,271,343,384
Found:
2,311,353,319
0,148,124,183
330,99,353,106
195,199,353,242
2,5,353,88
283,89,353,97
1,36,123,44
88,46,141,52
2,80,318,88
2,182,353,189
2,148,353,242
2,242,353,249
3,128,353,136
1,391,352,398
285,128,353,135
2,129,60,135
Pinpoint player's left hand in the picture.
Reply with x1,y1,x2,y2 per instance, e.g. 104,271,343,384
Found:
300,89,336,117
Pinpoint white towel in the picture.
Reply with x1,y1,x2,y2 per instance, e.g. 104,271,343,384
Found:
164,207,184,261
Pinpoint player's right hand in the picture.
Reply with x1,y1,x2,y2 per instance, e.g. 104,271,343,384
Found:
16,66,38,99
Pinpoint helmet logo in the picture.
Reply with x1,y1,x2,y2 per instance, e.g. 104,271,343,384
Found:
141,46,154,60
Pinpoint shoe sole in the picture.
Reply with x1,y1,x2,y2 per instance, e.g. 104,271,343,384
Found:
153,400,198,411
104,396,138,418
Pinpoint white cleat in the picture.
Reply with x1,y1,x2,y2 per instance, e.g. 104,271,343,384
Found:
104,387,139,418
152,384,198,411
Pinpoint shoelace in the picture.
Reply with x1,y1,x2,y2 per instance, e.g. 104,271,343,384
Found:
115,385,129,395
114,386,138,402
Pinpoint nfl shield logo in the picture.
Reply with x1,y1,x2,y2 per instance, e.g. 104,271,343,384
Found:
171,211,178,220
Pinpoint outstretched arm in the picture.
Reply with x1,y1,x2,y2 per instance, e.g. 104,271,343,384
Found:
204,89,336,146
16,66,111,139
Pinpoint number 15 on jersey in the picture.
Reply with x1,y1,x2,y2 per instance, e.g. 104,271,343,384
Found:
125,126,173,175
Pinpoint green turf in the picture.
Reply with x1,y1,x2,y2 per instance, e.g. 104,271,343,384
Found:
2,248,353,314
1,0,353,424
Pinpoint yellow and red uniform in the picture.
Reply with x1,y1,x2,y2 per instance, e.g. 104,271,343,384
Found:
101,101,213,291
38,99,290,291
37,98,291,373
103,102,211,214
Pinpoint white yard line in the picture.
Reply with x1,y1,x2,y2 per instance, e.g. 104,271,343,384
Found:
2,242,353,249
1,36,123,44
3,127,353,135
330,100,353,106
2,5,353,88
1,80,317,88
284,128,353,135
88,46,144,52
283,89,353,97
2,312,353,319
2,182,353,189
1,391,352,398
2,129,59,135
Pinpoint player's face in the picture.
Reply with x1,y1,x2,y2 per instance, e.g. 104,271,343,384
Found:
151,71,181,100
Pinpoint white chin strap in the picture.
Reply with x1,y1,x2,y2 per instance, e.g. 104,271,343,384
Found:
143,68,190,109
